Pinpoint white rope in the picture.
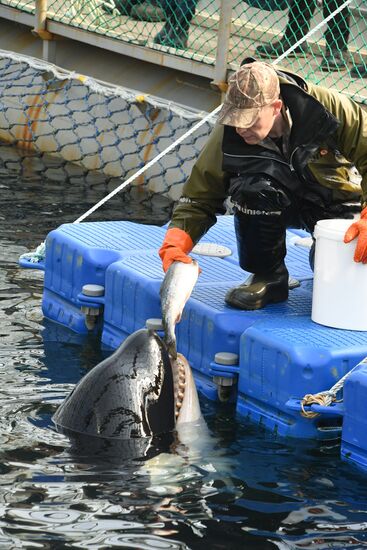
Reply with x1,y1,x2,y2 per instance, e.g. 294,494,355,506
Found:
74,0,352,223
0,49,201,119
301,356,367,418
19,241,46,263
20,0,353,261
74,107,219,223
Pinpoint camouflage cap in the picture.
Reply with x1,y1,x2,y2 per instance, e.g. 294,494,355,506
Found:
217,62,280,128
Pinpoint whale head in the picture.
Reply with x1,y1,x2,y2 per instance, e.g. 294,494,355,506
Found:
52,328,201,443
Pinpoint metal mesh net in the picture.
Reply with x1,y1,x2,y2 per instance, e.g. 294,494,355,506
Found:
1,0,365,97
16,0,367,102
0,51,214,200
0,1,365,201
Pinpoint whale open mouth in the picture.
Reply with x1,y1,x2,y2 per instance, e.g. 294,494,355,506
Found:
52,329,201,444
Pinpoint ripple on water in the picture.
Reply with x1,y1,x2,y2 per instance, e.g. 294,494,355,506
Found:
1,150,367,550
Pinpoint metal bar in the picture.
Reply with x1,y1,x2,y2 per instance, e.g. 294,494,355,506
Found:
34,0,52,38
212,0,233,91
0,4,34,26
42,35,56,62
33,0,54,60
1,2,365,91
46,20,217,79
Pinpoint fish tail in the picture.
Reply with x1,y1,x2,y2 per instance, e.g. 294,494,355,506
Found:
168,343,178,360
165,335,177,360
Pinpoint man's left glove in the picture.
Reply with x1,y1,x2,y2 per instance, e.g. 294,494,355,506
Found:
344,207,367,263
159,227,194,272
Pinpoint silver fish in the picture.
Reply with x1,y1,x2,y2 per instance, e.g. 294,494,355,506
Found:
160,260,200,359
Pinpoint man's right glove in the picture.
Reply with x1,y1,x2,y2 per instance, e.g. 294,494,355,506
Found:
344,207,367,263
159,227,194,272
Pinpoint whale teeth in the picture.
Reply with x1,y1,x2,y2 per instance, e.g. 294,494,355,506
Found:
173,357,187,419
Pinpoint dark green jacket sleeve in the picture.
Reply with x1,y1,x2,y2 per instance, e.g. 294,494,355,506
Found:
169,124,228,244
309,83,367,205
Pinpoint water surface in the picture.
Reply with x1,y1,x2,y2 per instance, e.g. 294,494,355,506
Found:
1,145,367,549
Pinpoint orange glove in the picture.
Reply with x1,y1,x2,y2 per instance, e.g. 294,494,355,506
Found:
344,207,367,263
159,228,194,272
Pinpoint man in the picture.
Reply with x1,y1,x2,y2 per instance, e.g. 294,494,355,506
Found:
158,60,367,310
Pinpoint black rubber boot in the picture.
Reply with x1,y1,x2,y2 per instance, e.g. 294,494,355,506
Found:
255,39,310,59
153,24,189,49
225,264,289,310
351,63,367,78
320,49,347,72
255,0,315,59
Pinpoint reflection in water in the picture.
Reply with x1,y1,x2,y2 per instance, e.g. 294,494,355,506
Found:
1,145,367,549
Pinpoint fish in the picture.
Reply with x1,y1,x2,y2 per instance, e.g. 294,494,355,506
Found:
160,260,200,359
52,328,202,459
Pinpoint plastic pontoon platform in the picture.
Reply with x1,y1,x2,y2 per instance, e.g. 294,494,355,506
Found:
20,215,367,448
341,358,367,471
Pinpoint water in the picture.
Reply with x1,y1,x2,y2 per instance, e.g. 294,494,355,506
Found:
1,145,367,550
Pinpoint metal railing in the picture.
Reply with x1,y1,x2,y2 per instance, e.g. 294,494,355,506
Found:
0,0,366,102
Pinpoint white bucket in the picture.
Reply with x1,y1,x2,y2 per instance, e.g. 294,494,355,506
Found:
311,218,367,331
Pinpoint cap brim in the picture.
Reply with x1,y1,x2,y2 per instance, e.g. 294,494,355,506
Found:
217,103,260,128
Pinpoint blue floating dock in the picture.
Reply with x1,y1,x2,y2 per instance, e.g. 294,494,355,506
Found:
341,359,367,471
21,215,367,453
41,221,166,333
237,315,367,439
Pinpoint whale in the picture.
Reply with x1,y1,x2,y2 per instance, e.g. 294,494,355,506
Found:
52,328,202,459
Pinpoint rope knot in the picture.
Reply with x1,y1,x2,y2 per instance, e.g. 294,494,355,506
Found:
301,391,336,418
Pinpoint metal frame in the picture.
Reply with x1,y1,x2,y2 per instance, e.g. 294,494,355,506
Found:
0,0,234,86
0,3,34,26
46,20,218,78
0,0,366,90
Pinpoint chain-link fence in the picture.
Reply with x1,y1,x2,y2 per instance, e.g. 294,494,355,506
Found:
0,0,365,100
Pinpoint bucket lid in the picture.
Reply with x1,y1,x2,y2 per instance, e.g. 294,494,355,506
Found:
314,218,356,241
